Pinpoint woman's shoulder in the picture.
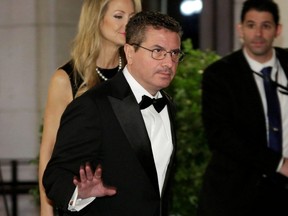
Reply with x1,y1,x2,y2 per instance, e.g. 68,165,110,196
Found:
58,60,74,76
48,67,73,101
56,60,82,98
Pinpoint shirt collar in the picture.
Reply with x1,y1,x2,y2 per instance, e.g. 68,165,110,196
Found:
243,48,277,72
123,66,161,104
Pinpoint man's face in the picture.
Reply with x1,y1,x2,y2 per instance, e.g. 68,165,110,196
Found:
125,27,181,96
238,10,281,62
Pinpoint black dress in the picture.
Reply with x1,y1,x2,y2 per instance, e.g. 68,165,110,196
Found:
59,60,119,97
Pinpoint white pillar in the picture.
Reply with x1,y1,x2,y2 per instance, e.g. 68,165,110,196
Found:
274,0,288,47
0,0,39,158
161,0,168,14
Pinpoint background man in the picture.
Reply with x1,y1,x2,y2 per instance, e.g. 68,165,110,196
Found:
198,0,288,215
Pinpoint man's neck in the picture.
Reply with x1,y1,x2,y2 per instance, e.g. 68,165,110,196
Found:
243,47,274,64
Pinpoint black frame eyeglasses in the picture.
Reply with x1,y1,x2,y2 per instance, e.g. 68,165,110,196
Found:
131,44,184,63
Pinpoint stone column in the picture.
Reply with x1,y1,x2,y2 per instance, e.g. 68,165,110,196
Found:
0,1,81,215
0,0,80,159
199,0,234,56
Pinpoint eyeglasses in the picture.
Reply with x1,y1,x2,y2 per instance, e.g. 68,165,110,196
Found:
131,44,184,63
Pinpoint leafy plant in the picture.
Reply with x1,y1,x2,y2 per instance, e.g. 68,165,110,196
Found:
29,124,43,205
167,39,220,216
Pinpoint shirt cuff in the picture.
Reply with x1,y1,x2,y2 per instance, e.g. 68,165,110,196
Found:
68,187,96,212
276,157,284,172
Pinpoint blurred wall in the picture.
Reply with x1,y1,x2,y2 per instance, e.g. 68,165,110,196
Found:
273,0,288,48
0,1,81,215
0,0,81,160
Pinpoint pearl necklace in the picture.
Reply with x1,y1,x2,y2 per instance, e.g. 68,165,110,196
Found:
96,56,122,81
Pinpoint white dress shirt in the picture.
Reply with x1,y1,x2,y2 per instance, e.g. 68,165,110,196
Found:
124,67,173,194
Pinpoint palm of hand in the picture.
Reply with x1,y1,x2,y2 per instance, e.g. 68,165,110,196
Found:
73,164,117,199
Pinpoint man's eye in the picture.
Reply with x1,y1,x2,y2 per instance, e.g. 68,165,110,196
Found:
247,24,255,28
262,24,272,29
171,50,180,56
153,49,164,53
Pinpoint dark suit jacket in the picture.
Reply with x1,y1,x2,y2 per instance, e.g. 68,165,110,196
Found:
198,48,288,216
43,71,177,216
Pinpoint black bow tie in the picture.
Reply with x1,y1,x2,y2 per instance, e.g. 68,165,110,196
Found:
139,95,167,113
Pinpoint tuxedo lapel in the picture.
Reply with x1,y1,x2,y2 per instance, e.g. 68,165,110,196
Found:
159,91,177,194
108,72,160,194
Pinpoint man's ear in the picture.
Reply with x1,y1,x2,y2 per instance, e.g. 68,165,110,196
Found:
124,44,134,64
275,24,282,38
237,23,244,39
236,23,245,44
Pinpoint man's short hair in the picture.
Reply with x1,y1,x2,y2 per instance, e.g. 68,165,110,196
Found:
241,0,280,25
125,11,182,46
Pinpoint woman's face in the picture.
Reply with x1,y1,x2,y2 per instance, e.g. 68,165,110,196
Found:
100,0,136,47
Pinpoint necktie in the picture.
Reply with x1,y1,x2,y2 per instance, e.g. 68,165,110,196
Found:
139,95,167,113
261,66,282,153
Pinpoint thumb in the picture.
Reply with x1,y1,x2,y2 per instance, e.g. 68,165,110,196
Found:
104,185,117,196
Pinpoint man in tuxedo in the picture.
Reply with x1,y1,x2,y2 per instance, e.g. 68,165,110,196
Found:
198,0,288,215
43,11,183,216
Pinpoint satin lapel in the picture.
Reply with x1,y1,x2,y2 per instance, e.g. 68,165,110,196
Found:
160,91,177,194
108,73,159,193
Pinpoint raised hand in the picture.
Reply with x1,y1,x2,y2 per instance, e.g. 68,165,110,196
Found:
73,163,117,199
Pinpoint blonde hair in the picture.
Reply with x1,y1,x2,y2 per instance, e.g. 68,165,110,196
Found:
70,0,142,97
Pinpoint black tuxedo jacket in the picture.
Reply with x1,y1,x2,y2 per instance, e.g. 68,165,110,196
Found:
43,71,177,216
198,48,288,215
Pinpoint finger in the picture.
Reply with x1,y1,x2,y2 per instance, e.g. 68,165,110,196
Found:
94,164,102,179
85,163,94,180
79,165,87,182
104,185,117,196
73,176,80,186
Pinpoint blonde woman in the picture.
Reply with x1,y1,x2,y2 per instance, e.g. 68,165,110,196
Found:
38,0,142,215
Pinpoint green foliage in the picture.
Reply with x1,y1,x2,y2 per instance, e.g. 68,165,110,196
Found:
167,39,220,216
29,185,40,205
29,125,42,205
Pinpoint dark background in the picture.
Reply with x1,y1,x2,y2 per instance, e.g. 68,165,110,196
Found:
142,0,200,49
141,0,235,56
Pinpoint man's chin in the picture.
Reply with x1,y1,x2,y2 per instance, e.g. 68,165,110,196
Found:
250,47,270,56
